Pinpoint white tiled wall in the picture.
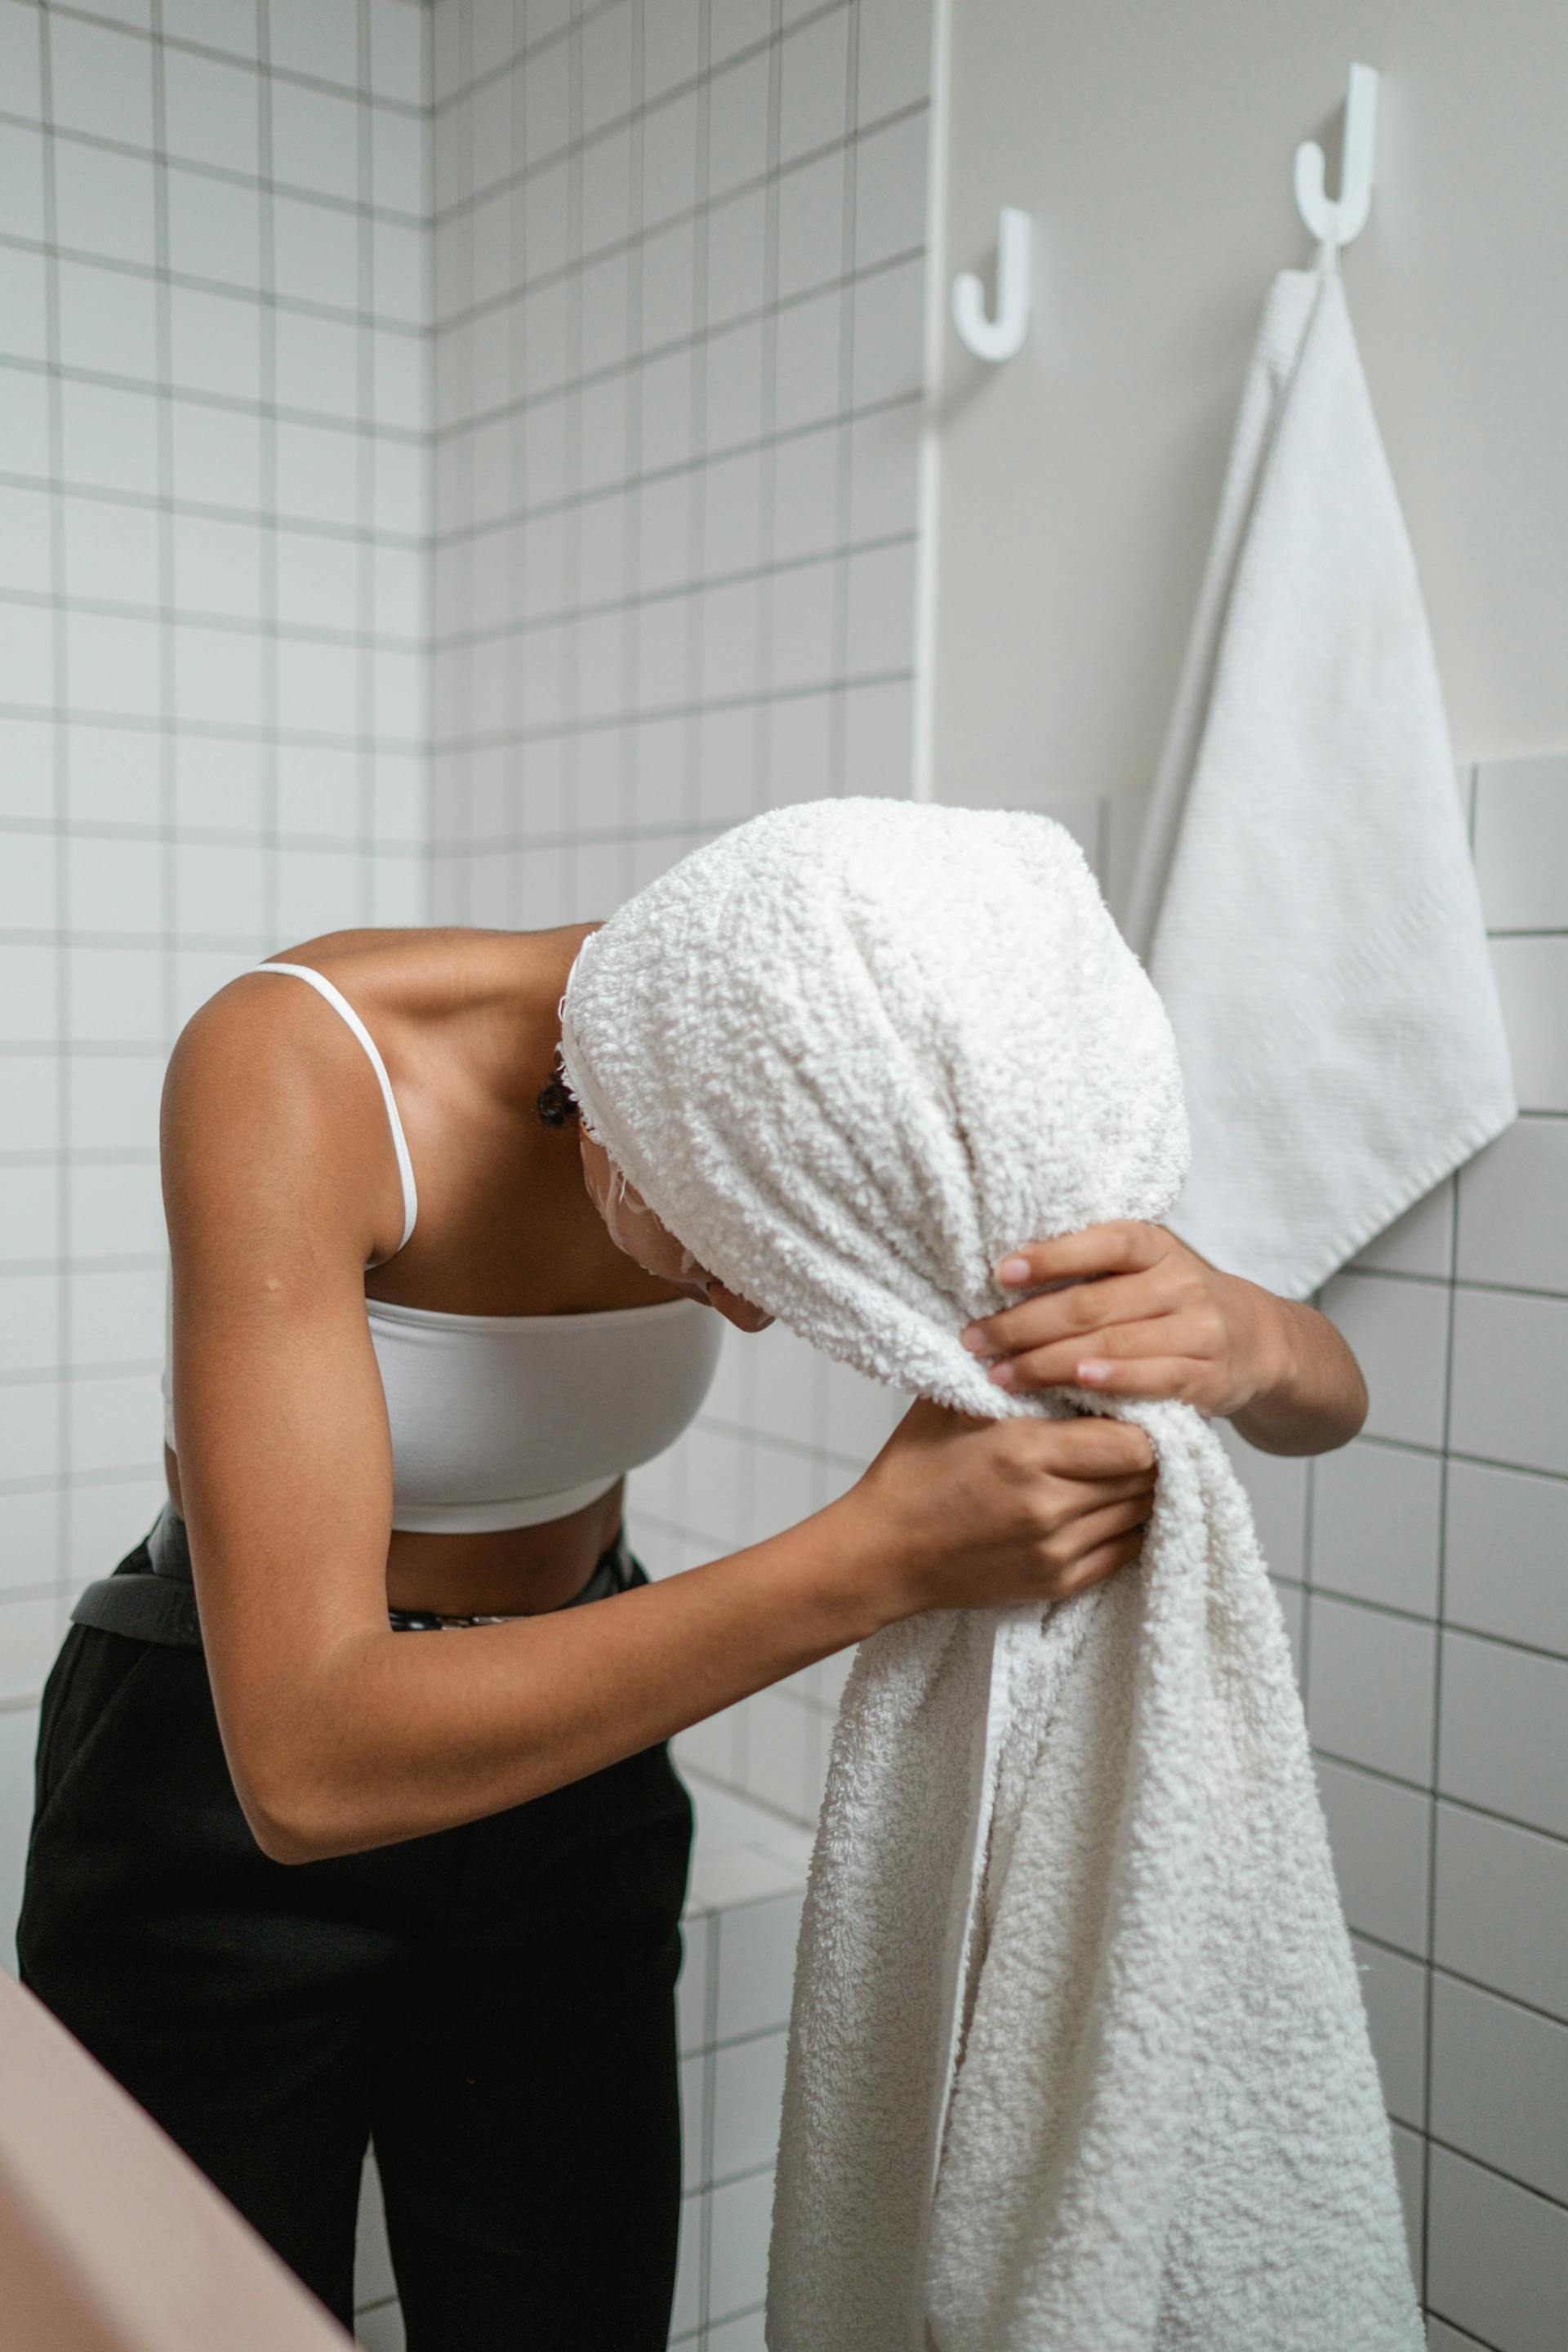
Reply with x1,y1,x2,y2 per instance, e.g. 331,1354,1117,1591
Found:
3,6,1560,2346
0,0,430,1915
426,0,935,1838
1094,758,1568,2352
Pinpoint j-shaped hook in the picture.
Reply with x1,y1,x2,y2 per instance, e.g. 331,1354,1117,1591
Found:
951,207,1032,363
1294,62,1379,249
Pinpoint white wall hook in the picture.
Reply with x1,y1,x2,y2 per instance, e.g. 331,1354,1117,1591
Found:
1294,61,1379,248
951,207,1032,363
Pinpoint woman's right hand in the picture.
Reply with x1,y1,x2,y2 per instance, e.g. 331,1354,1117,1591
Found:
850,1395,1159,1621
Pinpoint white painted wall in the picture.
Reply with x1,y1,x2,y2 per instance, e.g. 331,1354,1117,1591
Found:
929,0,1568,807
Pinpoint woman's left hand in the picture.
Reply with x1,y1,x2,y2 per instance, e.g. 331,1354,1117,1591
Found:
959,1221,1288,1420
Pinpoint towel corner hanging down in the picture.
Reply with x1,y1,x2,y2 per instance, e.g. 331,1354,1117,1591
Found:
1123,255,1517,1301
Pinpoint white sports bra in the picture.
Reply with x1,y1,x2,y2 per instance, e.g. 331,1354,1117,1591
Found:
160,961,724,1535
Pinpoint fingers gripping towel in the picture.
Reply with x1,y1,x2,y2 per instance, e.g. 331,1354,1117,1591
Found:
557,798,1423,2352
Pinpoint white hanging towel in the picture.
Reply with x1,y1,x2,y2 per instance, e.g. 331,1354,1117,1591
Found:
1123,251,1516,1298
555,797,1424,2352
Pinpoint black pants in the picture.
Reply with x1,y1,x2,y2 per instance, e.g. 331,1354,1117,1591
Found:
17,1521,696,2350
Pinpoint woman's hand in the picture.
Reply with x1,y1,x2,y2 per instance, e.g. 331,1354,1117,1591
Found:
853,1396,1160,1619
957,1220,1289,1420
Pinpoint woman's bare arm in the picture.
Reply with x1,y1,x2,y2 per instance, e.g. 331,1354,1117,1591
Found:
165,982,1159,1864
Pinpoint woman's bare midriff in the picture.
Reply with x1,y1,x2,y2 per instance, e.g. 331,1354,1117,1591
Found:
163,1444,628,1617
163,925,699,1620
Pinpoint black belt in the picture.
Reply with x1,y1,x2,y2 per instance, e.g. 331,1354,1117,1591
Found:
70,1503,635,1651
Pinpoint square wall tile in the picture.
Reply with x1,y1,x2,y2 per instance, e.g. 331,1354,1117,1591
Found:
0,605,54,712
1473,754,1568,930
856,0,931,123
1345,1174,1455,1279
166,166,263,289
855,109,928,269
270,0,360,91
777,7,849,162
1426,2144,1568,2352
1456,1116,1568,1294
1450,1286,1568,1479
370,1,425,105
273,80,360,203
1316,1271,1450,1451
707,2165,773,2328
706,2308,768,2351
1444,1458,1568,1659
0,247,47,365
1308,1439,1440,1618
57,257,158,382
710,2030,788,2181
49,14,154,146
273,193,360,308
1216,1430,1309,1582
163,47,260,176
1388,2122,1424,2279
53,140,157,266
0,134,41,262
162,0,257,59
0,1594,64,1707
1433,1802,1568,2020
59,383,158,508
850,253,924,404
1489,937,1568,1111
0,4,42,120
1314,1755,1431,1957
714,1890,804,2042
1429,1973,1568,2203
1438,1631,1568,1840
1349,1936,1427,2128
0,363,50,483
1306,1597,1435,1786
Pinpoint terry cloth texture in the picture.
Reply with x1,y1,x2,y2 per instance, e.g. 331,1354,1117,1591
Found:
558,797,1423,2352
1121,248,1516,1301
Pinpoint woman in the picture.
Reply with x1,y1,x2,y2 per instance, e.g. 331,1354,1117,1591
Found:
18,912,1361,2350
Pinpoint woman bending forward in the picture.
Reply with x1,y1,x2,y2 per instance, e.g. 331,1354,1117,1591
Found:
17,920,1359,2348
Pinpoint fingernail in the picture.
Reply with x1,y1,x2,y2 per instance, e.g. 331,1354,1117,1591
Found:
959,1325,986,1352
1076,1360,1111,1383
996,1256,1031,1285
987,1361,1017,1388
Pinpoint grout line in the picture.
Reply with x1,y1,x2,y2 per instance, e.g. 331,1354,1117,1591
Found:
1424,2130,1568,2221
1414,763,1479,2308
38,0,72,1627
1423,2319,1503,2352
1353,1925,1568,2034
1315,1743,1568,1850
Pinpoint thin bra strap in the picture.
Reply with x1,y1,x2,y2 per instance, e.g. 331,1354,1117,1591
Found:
250,962,418,1258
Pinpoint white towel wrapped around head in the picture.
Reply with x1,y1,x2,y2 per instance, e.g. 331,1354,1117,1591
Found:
559,795,1188,1397
559,796,1423,2352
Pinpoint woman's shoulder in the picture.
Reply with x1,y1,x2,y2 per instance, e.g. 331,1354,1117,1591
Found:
162,935,415,1274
